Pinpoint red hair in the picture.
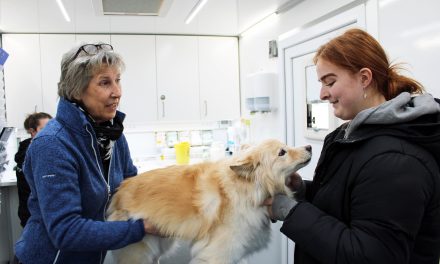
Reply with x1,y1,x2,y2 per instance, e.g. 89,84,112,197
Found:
313,28,423,100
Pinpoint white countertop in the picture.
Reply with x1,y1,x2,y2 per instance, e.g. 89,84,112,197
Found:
0,170,17,187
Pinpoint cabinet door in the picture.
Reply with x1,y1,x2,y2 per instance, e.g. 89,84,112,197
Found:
156,36,200,121
199,37,240,120
111,35,157,124
3,34,43,128
40,34,76,117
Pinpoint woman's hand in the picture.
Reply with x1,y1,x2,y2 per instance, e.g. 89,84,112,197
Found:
263,195,298,222
271,194,298,221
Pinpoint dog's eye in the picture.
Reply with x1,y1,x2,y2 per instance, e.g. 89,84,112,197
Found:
278,149,287,156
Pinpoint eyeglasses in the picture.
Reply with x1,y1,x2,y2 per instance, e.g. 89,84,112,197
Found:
72,44,113,60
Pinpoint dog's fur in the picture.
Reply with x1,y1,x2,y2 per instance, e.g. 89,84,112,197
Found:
107,139,311,264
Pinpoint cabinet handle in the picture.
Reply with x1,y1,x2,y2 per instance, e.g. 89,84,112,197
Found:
204,100,208,117
160,95,166,118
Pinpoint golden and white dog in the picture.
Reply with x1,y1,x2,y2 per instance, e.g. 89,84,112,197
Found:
107,139,312,264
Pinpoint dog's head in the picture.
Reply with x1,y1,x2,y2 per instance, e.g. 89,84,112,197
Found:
230,139,311,201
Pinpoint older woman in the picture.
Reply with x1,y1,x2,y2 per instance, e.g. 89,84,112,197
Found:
15,43,157,264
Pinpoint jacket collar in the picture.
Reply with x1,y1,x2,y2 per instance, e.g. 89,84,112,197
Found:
56,98,126,135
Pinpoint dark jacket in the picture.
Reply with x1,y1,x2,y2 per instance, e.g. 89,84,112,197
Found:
281,93,440,264
15,98,144,264
14,137,32,227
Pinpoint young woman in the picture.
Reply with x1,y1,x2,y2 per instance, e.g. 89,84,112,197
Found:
268,29,440,264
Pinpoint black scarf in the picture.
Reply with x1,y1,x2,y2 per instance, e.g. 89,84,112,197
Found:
71,100,124,180
91,118,124,142
91,119,123,180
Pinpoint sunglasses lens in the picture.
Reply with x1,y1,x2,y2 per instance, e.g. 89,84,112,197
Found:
100,44,113,51
83,44,98,54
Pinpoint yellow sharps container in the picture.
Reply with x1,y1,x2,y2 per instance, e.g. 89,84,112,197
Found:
174,142,190,165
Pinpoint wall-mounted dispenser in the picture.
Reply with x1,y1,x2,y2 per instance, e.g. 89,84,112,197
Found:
268,40,278,58
245,72,277,114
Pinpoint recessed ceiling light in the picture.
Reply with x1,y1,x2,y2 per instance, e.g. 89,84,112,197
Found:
56,0,71,22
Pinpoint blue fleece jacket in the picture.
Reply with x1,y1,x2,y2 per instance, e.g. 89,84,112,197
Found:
15,98,145,264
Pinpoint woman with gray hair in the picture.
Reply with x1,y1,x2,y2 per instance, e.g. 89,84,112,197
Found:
15,43,159,264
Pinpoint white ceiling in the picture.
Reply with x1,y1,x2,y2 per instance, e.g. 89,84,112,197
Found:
0,0,292,36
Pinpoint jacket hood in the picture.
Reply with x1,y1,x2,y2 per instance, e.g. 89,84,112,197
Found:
346,92,440,167
345,92,440,138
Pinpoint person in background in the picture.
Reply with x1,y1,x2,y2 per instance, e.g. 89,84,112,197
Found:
15,43,160,264
266,28,440,264
14,112,52,228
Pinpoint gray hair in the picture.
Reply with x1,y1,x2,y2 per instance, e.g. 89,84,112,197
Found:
58,43,125,101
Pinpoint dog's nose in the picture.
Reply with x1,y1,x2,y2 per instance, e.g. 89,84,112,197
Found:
305,145,312,152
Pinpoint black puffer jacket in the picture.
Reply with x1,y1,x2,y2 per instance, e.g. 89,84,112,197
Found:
14,137,32,227
281,94,440,264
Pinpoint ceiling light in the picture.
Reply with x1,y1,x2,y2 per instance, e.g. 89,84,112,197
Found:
379,0,400,8
275,0,304,15
92,0,173,16
56,0,71,22
239,0,304,36
185,0,208,24
240,13,279,37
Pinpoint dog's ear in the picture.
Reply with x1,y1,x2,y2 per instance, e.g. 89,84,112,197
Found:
230,158,259,180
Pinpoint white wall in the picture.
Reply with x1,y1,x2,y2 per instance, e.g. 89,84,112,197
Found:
378,0,440,98
238,0,356,142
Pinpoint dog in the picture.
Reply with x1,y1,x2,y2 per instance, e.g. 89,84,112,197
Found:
107,139,312,264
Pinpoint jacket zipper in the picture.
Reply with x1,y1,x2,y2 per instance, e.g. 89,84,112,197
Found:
105,152,114,220
86,126,111,264
52,250,60,264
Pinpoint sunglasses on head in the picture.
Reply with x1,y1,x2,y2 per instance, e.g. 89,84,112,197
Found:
72,43,113,60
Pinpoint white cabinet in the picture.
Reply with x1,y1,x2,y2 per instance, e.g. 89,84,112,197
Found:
39,34,76,117
3,34,114,128
111,35,157,124
3,34,240,127
198,37,240,120
156,36,200,121
156,36,240,122
3,34,43,128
